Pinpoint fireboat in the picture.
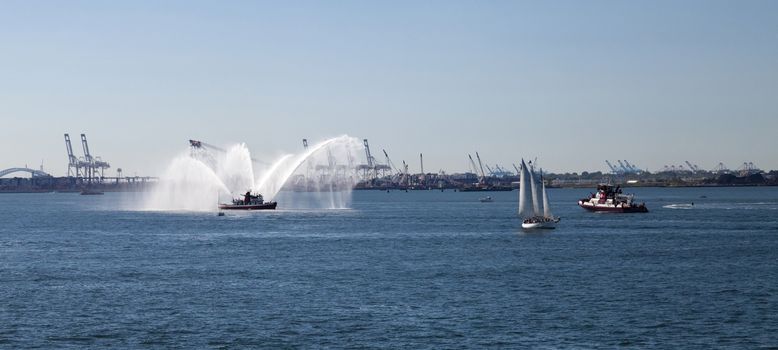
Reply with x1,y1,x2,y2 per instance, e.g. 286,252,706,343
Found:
219,191,277,210
578,184,648,213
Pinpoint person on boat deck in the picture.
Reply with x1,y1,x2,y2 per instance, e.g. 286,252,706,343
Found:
244,191,251,204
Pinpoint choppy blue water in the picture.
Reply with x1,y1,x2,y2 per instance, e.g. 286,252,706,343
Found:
1,187,777,348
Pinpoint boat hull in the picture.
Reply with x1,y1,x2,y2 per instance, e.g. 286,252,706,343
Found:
80,190,104,195
218,202,277,210
522,221,556,229
578,201,648,213
521,217,559,229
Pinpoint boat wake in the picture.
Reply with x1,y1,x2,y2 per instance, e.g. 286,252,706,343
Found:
663,204,696,210
663,202,778,210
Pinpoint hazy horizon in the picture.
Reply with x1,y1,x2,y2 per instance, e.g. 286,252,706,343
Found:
2,1,777,177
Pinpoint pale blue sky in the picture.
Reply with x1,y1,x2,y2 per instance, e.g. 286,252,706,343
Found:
1,1,777,176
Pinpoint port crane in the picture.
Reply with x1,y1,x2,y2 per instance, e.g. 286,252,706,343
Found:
382,149,403,176
189,139,266,165
713,162,730,174
605,160,620,174
685,161,701,173
189,139,226,153
467,154,486,184
623,160,641,173
616,160,630,174
737,162,760,176
64,134,80,177
401,160,410,186
490,164,513,177
80,134,111,181
475,152,487,184
362,139,375,170
356,139,390,179
467,154,479,175
484,164,495,177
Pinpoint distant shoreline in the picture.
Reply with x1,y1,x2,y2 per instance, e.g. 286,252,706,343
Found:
1,183,776,194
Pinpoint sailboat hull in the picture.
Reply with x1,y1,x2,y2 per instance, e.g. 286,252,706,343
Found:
522,221,556,229
521,217,559,229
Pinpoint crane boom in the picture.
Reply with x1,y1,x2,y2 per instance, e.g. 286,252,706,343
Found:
80,134,93,162
382,149,401,175
64,134,77,165
475,152,486,183
605,160,618,174
80,134,94,181
623,160,637,172
684,160,701,173
188,139,266,164
64,134,79,177
189,139,226,153
617,160,629,173
363,139,373,167
468,154,479,175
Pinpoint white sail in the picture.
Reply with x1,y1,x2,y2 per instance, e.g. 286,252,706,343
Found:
518,159,534,219
535,170,545,216
541,170,553,218
528,165,542,216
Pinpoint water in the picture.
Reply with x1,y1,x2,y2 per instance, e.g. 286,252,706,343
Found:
1,187,777,348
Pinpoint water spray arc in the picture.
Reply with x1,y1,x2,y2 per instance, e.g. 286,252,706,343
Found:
144,135,365,211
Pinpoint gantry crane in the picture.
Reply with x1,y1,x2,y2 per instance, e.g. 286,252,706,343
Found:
685,161,701,173
64,134,80,177
605,160,619,174
79,134,110,182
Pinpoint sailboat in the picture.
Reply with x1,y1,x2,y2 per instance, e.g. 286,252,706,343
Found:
519,159,560,229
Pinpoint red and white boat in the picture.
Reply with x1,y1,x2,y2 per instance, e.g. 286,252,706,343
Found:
578,184,648,213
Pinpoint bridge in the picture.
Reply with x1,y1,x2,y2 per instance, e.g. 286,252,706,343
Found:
0,167,51,178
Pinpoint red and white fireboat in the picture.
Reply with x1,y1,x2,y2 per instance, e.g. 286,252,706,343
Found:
578,184,648,213
219,191,277,210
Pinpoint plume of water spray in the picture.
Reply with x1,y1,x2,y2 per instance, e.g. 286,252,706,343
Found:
216,143,255,194
255,136,352,200
144,135,364,211
253,135,364,209
255,154,294,200
143,155,231,211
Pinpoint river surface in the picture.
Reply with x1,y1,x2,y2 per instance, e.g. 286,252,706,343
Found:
1,187,777,348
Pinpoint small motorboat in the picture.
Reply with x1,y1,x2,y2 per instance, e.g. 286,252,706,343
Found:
218,191,277,210
479,196,493,202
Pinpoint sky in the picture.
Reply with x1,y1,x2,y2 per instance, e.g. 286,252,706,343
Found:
1,0,777,176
